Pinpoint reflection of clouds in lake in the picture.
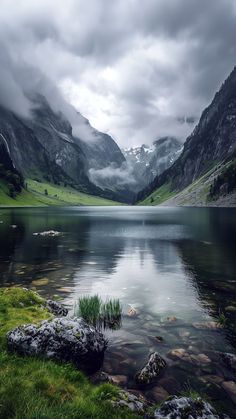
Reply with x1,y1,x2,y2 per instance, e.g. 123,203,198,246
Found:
72,239,201,322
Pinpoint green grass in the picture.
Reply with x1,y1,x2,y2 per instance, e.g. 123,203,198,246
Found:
138,182,176,206
217,311,227,327
0,179,120,207
0,288,137,419
75,295,122,330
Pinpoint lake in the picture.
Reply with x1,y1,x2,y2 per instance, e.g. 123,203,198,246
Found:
0,206,236,416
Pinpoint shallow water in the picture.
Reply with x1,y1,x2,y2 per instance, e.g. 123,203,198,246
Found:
0,206,236,415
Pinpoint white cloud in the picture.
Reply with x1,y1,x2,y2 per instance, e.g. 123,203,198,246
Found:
0,0,236,146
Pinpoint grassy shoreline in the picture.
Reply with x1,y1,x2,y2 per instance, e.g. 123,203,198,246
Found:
0,288,137,418
0,179,121,207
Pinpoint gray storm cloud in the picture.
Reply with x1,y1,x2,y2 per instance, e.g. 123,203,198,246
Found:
0,43,98,142
0,0,236,146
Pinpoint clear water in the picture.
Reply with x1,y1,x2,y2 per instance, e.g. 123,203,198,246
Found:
0,206,236,416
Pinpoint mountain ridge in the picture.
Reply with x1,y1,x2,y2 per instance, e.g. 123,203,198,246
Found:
137,66,236,206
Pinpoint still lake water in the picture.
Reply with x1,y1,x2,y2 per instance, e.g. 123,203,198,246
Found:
0,206,236,415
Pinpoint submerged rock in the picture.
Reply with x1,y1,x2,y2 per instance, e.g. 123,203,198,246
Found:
151,396,229,418
146,385,169,403
108,374,128,386
225,305,236,313
135,352,167,385
46,299,68,316
155,336,164,343
168,348,211,366
166,316,177,322
33,230,62,237
127,307,137,317
222,381,236,404
31,278,49,286
192,321,223,330
7,317,107,372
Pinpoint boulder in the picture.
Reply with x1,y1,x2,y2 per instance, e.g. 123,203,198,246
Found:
7,317,107,372
220,352,236,371
135,352,166,385
46,299,68,316
151,396,229,418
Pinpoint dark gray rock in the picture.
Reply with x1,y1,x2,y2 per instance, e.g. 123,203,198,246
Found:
7,317,107,372
220,352,236,371
135,352,167,385
151,396,229,418
46,299,68,316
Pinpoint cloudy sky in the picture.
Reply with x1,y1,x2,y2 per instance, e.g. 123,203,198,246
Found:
0,0,236,147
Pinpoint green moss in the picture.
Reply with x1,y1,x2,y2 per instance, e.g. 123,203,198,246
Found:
0,287,138,418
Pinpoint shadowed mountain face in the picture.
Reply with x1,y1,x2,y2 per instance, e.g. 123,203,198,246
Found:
0,95,134,202
137,66,236,203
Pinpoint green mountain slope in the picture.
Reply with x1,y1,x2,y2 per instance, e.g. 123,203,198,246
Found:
0,179,120,207
139,159,236,207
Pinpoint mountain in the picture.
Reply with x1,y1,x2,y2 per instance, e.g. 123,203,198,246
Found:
0,94,130,203
138,66,236,206
0,134,23,198
123,137,182,190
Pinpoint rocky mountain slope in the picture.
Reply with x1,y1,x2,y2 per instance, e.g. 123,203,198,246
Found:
137,66,236,206
0,95,130,203
123,137,182,190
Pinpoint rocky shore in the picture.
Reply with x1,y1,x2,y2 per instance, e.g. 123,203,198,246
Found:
1,287,234,418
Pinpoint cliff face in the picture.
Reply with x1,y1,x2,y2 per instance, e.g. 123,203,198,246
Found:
0,95,130,201
137,66,236,203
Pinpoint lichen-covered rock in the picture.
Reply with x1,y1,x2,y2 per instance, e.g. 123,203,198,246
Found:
111,390,148,413
135,352,166,385
151,396,229,418
220,352,236,371
7,317,107,371
46,299,68,316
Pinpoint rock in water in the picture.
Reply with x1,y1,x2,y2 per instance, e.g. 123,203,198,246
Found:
7,317,107,372
33,230,62,237
46,299,68,316
220,352,236,371
135,352,166,385
152,396,229,418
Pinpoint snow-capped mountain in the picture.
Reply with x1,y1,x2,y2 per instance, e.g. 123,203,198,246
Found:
123,137,183,189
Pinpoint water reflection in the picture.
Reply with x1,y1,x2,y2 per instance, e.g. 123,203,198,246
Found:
0,206,236,415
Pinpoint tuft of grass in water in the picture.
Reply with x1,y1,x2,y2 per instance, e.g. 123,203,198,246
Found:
0,287,137,419
101,299,122,329
217,311,227,327
76,295,122,330
77,295,102,326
